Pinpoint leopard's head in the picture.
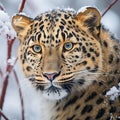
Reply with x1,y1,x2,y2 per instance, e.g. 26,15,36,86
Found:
12,7,102,100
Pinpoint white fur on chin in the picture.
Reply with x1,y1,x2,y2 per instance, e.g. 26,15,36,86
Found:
42,89,68,100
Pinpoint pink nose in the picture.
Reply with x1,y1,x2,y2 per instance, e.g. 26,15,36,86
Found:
43,72,59,81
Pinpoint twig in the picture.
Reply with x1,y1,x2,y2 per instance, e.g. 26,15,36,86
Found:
0,3,4,11
0,36,16,110
6,35,15,61
0,57,18,110
102,0,119,17
13,70,25,120
19,0,26,13
0,0,26,119
0,76,8,109
0,110,9,120
0,68,3,77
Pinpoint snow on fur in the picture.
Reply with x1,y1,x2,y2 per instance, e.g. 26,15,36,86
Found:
106,86,120,101
77,6,99,14
108,85,120,117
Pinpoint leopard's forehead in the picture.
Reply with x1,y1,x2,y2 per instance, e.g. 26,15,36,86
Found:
35,9,76,21
27,9,84,47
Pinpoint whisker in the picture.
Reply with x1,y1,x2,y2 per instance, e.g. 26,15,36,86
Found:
72,69,120,76
35,84,44,91
61,82,73,93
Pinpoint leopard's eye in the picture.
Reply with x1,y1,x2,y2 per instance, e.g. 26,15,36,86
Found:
64,42,73,51
32,45,41,53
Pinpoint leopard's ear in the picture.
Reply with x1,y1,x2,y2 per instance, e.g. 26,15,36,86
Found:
12,14,33,40
76,7,101,33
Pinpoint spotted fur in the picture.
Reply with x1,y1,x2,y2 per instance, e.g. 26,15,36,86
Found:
12,7,120,120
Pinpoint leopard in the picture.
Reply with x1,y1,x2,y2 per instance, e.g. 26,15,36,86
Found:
12,7,120,120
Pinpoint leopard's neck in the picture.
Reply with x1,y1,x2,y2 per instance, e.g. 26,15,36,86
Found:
99,27,120,87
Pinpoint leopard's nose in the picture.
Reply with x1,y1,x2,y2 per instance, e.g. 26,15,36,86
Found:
43,72,60,81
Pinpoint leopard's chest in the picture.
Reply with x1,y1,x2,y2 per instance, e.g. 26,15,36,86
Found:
38,95,57,120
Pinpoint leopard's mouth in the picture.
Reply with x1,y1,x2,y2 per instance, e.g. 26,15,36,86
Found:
43,85,62,96
42,85,68,100
28,77,74,100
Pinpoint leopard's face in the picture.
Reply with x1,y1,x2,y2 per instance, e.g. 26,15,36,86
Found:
12,7,103,100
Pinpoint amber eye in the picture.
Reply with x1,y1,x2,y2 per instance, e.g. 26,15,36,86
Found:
64,42,73,51
32,45,41,53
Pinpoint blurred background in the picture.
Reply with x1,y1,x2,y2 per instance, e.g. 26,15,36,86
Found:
1,0,120,39
0,0,120,120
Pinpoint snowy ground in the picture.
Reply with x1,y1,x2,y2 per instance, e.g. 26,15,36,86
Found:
0,1,120,120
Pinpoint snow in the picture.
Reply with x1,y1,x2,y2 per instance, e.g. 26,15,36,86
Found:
77,6,88,14
77,6,100,14
77,6,93,14
0,10,16,39
7,56,16,66
0,11,9,21
106,86,120,101
64,7,75,12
